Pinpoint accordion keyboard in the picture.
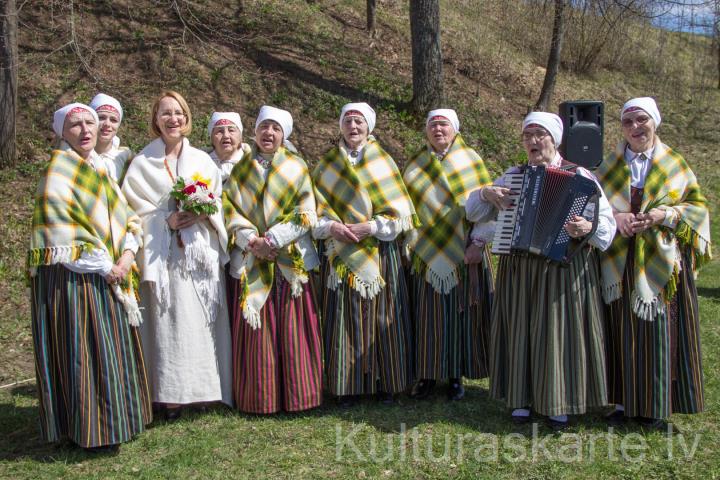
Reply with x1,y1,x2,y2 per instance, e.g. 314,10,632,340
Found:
490,173,525,255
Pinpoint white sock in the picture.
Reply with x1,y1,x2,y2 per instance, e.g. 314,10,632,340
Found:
549,415,568,423
512,408,531,417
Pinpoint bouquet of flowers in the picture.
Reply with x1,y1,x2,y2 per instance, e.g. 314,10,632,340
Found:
170,173,218,216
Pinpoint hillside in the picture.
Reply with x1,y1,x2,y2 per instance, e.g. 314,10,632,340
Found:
1,0,718,478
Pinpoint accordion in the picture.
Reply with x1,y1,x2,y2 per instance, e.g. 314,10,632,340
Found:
490,165,600,263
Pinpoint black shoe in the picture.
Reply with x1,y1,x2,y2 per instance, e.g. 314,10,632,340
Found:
637,416,670,431
165,407,183,422
377,391,395,405
409,379,436,399
83,444,120,455
336,395,359,408
605,409,628,426
548,418,570,432
447,378,465,401
511,414,531,425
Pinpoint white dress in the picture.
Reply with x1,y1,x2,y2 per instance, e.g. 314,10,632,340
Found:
123,137,232,406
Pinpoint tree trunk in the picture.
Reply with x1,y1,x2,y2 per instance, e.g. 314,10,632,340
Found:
0,0,17,167
535,0,566,111
410,0,443,113
367,0,377,37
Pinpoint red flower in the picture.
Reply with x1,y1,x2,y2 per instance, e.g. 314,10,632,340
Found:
196,181,208,189
208,192,215,199
182,184,197,195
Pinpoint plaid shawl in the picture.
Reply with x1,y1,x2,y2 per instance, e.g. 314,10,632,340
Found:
223,145,317,328
597,139,712,320
29,148,143,326
312,137,418,298
403,134,492,293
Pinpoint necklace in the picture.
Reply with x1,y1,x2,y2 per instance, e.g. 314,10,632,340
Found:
256,154,272,169
164,157,176,183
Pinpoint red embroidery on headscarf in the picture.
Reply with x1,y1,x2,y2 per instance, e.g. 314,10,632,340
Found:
344,110,364,117
96,104,119,114
429,115,449,123
68,106,91,116
214,119,235,127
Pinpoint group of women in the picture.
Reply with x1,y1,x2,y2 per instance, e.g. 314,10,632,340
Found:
28,91,711,452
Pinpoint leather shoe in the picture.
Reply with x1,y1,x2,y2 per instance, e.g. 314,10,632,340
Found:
447,378,465,401
605,409,627,426
548,418,569,431
409,379,436,399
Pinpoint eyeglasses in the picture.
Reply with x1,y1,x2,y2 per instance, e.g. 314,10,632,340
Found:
521,130,550,142
621,115,650,128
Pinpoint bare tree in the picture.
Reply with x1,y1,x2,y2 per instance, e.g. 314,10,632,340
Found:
367,0,377,37
410,0,443,113
536,0,567,111
0,0,17,167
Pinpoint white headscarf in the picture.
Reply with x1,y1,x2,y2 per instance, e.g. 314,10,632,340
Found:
426,108,460,132
339,102,376,133
90,93,123,148
255,105,296,152
621,97,661,127
255,106,293,140
208,111,243,138
90,93,123,122
52,103,99,138
522,111,564,147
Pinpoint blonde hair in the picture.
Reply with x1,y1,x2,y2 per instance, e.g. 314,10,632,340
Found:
150,90,192,138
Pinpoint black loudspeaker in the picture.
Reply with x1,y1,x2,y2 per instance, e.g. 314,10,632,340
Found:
558,100,604,169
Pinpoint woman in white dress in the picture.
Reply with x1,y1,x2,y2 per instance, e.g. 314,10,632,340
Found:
90,93,133,183
122,90,233,420
207,111,251,183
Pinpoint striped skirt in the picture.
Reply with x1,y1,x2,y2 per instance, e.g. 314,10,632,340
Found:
229,275,322,414
30,265,152,448
323,241,414,396
411,248,494,380
490,248,608,416
605,248,704,419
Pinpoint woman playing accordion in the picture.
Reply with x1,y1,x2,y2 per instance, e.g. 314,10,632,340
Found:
472,112,616,430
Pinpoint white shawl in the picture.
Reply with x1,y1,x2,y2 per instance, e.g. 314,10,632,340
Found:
122,137,229,321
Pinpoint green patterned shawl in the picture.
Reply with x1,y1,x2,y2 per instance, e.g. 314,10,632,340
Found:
29,148,143,325
403,134,492,293
223,145,317,328
312,137,418,298
597,139,711,320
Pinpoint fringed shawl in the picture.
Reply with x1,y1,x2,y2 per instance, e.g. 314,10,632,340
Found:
597,139,711,320
29,147,143,325
122,137,228,323
403,134,492,293
312,137,418,299
223,145,318,328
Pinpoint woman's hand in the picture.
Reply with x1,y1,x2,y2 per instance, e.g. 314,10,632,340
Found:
105,250,135,285
631,208,664,235
464,243,485,264
346,222,372,241
248,236,278,261
614,212,636,238
482,186,515,210
564,215,593,239
329,221,360,243
167,211,208,230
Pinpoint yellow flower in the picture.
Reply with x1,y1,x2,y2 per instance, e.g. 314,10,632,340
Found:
668,190,680,203
191,172,211,187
